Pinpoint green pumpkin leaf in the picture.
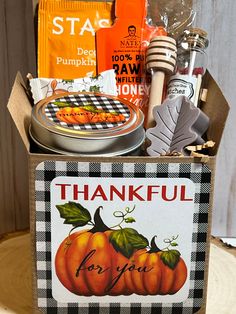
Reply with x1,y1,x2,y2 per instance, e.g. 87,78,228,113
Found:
56,202,91,227
160,250,181,270
109,111,119,116
124,217,136,223
62,79,74,83
54,101,73,108
109,228,148,258
82,105,103,113
170,242,178,247
89,85,101,92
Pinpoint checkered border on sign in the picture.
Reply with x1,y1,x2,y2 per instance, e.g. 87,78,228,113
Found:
45,94,130,131
35,162,211,314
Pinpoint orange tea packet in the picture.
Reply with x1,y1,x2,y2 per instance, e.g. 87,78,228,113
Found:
38,0,113,79
96,0,165,108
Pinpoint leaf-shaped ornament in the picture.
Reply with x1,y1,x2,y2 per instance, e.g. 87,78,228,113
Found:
146,96,209,156
56,202,91,227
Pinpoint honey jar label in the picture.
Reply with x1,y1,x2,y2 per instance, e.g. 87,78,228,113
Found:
35,161,211,312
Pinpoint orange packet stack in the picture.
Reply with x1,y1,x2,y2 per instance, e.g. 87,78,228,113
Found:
96,0,165,109
38,0,113,79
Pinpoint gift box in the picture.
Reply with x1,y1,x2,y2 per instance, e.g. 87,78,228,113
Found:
7,69,229,313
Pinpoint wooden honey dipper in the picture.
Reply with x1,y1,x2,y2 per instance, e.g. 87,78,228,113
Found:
145,35,177,129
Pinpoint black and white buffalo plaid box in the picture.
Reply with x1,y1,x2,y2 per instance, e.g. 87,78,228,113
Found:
7,72,229,314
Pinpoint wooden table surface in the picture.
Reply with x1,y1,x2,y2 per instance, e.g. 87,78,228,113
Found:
0,233,236,314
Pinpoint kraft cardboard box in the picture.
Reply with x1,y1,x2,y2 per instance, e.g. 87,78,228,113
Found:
7,71,229,314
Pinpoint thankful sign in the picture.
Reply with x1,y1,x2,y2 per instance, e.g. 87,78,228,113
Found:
50,176,195,304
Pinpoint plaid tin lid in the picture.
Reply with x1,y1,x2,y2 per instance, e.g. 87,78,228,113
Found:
30,92,145,156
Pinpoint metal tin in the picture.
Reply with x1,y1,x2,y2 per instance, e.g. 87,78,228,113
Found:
30,92,145,156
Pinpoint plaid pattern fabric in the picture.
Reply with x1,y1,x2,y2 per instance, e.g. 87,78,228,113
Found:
35,161,211,314
45,94,130,130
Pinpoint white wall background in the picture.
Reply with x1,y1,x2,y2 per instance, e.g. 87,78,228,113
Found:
194,0,236,236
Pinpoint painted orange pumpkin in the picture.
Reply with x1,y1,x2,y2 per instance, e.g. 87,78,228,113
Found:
55,207,187,296
55,208,131,296
55,106,126,124
125,237,188,295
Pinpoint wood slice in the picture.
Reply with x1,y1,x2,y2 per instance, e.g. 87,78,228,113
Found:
207,238,236,314
0,234,236,313
0,233,33,314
